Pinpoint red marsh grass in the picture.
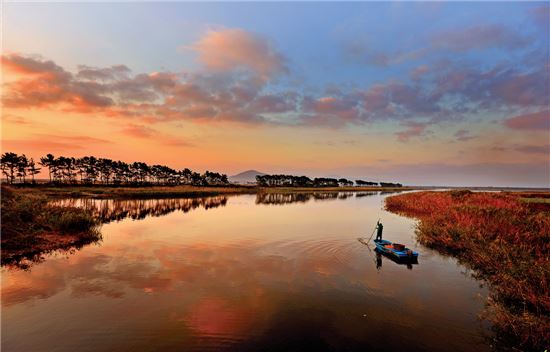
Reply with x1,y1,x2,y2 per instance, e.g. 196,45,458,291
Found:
385,190,550,351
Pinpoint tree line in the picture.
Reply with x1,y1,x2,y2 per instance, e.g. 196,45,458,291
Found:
256,174,402,187
1,152,229,186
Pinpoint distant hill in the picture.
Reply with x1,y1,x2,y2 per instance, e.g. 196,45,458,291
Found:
229,170,267,184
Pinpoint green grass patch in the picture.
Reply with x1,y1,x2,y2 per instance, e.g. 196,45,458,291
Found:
521,197,550,204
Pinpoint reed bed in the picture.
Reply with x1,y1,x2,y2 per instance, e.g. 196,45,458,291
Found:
385,190,550,350
1,186,101,268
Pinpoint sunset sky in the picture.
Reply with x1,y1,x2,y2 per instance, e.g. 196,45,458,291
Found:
2,2,549,187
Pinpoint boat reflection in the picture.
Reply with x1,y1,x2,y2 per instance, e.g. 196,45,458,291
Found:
375,248,418,270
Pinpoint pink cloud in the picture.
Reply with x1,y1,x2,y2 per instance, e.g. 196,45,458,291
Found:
2,53,547,132
300,96,362,128
503,110,550,130
2,54,113,110
249,93,297,114
410,65,430,80
76,64,131,81
1,54,65,75
395,121,430,142
454,129,475,142
190,28,287,79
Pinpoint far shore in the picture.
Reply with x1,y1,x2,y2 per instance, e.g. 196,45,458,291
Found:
4,183,550,200
7,184,414,199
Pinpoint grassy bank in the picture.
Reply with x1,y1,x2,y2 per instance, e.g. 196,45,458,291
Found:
9,184,410,199
385,190,549,350
259,186,411,193
11,184,257,199
1,186,102,268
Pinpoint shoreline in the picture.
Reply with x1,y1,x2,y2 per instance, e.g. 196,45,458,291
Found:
1,186,102,269
384,190,549,350
6,184,413,199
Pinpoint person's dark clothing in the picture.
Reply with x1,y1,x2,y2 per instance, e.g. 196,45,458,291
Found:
376,223,383,241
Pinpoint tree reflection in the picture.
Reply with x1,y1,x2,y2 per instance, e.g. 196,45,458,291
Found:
53,196,229,223
256,191,375,205
2,233,103,270
4,196,229,270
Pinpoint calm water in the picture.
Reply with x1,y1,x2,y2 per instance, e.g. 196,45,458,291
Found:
2,192,492,351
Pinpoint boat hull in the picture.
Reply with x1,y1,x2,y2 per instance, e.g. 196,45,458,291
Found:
373,239,419,260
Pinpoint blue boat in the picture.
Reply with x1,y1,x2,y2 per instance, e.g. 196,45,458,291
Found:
373,239,419,260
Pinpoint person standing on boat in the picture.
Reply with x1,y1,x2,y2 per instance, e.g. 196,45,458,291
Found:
375,221,384,241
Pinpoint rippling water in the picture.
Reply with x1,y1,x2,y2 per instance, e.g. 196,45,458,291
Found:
2,192,492,351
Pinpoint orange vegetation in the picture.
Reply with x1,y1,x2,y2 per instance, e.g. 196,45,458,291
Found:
385,190,550,351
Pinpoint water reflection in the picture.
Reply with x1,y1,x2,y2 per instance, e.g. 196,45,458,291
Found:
2,234,103,271
256,191,371,205
355,191,378,198
374,250,418,270
54,196,228,223
54,192,382,224
27,192,368,271
2,193,490,352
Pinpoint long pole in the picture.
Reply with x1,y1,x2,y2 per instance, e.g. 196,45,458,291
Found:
366,218,380,243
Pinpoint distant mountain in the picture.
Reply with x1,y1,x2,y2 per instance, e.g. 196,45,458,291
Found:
229,170,267,184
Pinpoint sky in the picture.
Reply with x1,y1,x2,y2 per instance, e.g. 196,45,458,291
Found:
1,2,549,187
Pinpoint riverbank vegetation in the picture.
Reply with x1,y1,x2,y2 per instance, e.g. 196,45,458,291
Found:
1,186,101,268
11,184,257,199
385,190,550,350
6,184,409,200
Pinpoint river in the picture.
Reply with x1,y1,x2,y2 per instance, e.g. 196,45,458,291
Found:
1,192,492,351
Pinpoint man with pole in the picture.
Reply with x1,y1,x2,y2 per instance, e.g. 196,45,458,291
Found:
375,221,384,241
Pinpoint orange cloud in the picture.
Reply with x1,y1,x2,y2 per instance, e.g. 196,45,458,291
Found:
1,53,65,76
121,124,157,138
119,124,194,147
191,28,287,79
2,54,112,110
2,135,112,152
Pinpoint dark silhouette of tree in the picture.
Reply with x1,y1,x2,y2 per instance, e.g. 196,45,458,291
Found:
379,182,402,188
2,152,231,186
313,177,339,187
39,154,56,182
1,152,20,184
256,174,374,188
27,158,41,184
256,174,314,187
338,178,354,187
3,151,401,188
16,154,29,183
355,180,378,186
